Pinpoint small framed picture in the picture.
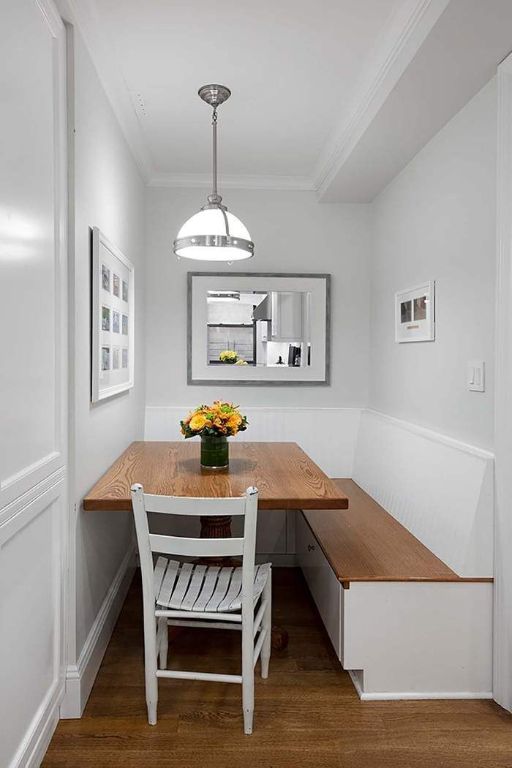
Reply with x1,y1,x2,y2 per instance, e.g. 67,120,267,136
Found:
395,281,435,343
101,305,110,331
101,346,110,371
102,264,110,292
92,227,135,402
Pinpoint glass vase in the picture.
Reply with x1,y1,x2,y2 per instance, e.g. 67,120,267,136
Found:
200,435,229,470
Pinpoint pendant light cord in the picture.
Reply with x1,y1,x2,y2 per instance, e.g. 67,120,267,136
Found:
211,105,230,237
212,107,219,200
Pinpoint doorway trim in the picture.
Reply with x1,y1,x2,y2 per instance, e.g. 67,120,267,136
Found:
493,52,512,712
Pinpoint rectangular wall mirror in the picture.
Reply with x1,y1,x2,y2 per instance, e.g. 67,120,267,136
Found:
188,272,330,385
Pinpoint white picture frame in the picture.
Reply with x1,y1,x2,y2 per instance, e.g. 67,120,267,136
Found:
91,227,134,402
395,281,435,343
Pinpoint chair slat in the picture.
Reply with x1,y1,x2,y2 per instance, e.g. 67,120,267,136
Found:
153,556,168,599
192,565,221,611
149,533,244,558
253,564,271,601
156,559,180,607
169,562,194,609
205,567,234,611
180,564,207,611
142,493,248,517
217,567,243,612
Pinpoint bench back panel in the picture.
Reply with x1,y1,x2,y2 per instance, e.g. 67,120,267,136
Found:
353,410,494,577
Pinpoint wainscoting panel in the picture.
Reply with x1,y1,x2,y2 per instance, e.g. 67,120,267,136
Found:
145,406,363,477
353,410,494,578
0,476,66,768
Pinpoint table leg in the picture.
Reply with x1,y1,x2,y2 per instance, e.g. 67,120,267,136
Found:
200,515,232,539
199,515,289,651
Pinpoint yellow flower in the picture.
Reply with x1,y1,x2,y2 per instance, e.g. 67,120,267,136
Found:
189,413,207,431
219,350,238,363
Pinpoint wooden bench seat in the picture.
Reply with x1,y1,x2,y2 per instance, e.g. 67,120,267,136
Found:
297,477,494,700
302,479,492,588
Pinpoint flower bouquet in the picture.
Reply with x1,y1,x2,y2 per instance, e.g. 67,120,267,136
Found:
180,401,248,469
219,349,238,364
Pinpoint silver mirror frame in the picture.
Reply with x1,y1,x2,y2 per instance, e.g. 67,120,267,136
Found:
187,272,331,386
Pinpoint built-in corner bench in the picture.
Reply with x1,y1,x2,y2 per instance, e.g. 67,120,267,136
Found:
297,411,495,701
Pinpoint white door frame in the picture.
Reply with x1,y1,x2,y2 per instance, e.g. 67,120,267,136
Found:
494,52,512,712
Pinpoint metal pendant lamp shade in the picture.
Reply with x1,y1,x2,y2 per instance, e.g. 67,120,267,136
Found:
173,85,254,261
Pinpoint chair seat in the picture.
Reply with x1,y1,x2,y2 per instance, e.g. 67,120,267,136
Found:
154,557,271,613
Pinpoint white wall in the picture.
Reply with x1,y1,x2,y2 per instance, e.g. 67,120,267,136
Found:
69,27,146,663
369,78,497,450
145,188,370,410
0,2,68,765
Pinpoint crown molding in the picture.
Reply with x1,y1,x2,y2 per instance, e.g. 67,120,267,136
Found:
148,172,315,191
54,0,451,197
55,0,153,182
36,0,65,37
313,0,451,199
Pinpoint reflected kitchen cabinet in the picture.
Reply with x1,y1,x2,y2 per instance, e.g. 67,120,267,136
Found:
253,291,306,342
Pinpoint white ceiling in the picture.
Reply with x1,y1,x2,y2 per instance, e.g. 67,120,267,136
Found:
106,0,400,179
59,0,512,199
64,0,403,182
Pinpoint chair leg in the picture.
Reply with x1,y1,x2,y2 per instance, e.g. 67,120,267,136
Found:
261,574,272,679
242,621,254,735
158,617,168,670
144,615,159,725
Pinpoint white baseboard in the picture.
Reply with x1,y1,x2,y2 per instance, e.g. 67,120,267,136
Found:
348,670,493,701
10,679,64,768
60,545,136,719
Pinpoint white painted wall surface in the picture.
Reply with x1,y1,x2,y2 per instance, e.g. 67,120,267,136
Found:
145,188,371,409
369,78,497,450
69,28,146,663
0,1,68,765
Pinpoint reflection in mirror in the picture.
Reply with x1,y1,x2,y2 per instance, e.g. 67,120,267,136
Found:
207,290,311,368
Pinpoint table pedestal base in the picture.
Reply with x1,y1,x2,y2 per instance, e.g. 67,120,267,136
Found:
200,515,232,539
198,514,289,651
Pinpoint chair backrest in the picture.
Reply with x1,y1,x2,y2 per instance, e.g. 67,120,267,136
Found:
130,484,259,613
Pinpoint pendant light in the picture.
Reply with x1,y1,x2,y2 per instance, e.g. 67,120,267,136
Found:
173,84,254,262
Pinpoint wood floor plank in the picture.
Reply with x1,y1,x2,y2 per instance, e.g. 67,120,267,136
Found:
42,568,512,768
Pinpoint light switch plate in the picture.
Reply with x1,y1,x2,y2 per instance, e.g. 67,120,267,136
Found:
467,360,485,392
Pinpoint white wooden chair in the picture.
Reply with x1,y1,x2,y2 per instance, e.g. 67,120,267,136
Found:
130,483,272,735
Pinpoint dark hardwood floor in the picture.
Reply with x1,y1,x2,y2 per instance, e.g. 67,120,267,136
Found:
43,569,512,768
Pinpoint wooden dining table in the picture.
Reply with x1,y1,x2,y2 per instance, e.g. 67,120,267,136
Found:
84,440,348,513
84,440,349,649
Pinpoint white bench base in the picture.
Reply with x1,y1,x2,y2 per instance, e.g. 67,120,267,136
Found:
297,512,493,701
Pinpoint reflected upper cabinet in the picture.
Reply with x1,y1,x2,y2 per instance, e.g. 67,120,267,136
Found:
188,273,330,385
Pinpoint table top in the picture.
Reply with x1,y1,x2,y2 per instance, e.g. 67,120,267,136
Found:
83,441,349,512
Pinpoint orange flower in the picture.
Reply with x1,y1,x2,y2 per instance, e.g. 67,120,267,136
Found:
227,414,242,431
